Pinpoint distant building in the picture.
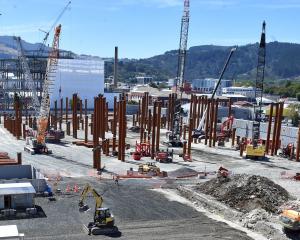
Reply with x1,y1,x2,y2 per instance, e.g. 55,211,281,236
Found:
192,78,232,94
136,76,153,85
168,78,176,87
222,86,261,99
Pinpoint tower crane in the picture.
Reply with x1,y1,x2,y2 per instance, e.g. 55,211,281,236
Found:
168,0,190,147
245,21,266,159
14,36,40,114
24,25,62,154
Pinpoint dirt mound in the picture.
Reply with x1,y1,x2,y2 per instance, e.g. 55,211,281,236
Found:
195,174,289,213
168,167,198,178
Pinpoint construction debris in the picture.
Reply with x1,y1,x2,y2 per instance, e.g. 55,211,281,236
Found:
195,174,289,213
168,167,198,178
241,209,270,229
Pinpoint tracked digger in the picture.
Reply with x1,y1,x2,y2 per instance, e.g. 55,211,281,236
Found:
78,184,118,235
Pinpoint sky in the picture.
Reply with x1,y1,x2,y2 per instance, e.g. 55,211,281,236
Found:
0,0,299,59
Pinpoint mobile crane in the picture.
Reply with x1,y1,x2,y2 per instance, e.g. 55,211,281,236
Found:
79,184,117,235
24,25,62,154
14,36,40,114
168,0,189,147
193,47,236,138
245,21,266,159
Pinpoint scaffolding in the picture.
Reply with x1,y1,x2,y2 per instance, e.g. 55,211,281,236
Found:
0,51,74,111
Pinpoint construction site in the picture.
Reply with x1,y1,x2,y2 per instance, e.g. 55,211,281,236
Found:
1,1,300,240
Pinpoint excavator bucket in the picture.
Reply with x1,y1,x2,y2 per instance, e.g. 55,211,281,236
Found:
79,204,90,212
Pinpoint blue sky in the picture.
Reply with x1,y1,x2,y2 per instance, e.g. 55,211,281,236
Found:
0,0,299,59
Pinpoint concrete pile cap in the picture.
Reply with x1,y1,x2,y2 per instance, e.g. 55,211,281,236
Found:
195,174,290,213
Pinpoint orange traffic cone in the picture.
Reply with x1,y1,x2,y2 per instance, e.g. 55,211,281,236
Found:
74,184,79,193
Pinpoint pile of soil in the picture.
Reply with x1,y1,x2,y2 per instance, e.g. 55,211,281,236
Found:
195,174,289,213
168,167,198,178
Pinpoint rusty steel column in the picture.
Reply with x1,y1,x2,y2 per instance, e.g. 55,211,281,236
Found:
275,102,284,155
112,97,117,153
151,102,157,159
54,100,57,130
156,101,162,152
205,99,211,145
296,124,300,161
192,95,197,143
72,94,78,139
167,94,171,130
84,115,88,143
65,96,69,126
93,97,101,169
196,96,201,129
105,102,109,132
60,98,63,130
271,103,279,156
231,128,236,147
187,118,193,157
22,123,26,139
209,99,215,147
118,101,122,160
265,103,274,154
79,99,83,128
147,109,152,140
213,99,219,147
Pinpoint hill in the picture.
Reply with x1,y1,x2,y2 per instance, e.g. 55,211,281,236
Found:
105,42,300,83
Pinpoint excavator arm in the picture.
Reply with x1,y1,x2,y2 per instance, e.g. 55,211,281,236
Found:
79,184,104,210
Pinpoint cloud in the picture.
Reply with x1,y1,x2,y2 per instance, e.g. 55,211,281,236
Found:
118,0,182,8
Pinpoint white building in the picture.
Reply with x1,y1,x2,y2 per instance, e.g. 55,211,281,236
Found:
222,86,261,99
52,59,104,109
136,76,153,84
0,182,35,209
192,78,232,94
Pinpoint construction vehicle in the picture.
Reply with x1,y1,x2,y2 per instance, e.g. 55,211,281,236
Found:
79,184,118,235
167,0,189,148
155,149,173,163
245,22,266,160
193,48,236,139
138,162,161,176
217,115,234,146
217,166,229,178
24,25,61,155
279,143,294,159
279,209,300,231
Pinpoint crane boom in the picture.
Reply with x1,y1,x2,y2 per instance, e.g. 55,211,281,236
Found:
176,0,190,91
36,24,61,144
252,21,266,147
195,47,236,133
38,1,71,57
14,36,40,114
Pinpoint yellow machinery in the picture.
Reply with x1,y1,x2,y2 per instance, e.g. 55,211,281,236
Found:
279,209,300,231
245,145,265,159
79,184,117,235
138,162,161,176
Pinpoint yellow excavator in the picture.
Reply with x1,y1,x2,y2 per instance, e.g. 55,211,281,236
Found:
279,209,300,231
79,184,118,235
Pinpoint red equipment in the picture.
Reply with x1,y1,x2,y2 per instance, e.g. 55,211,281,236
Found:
156,151,172,163
132,141,151,160
217,166,229,178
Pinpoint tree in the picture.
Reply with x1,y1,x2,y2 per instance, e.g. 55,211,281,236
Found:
297,92,300,101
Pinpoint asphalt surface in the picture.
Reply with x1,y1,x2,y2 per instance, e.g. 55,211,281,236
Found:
0,178,253,240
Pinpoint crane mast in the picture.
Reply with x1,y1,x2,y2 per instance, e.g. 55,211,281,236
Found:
36,24,61,145
169,0,190,147
14,36,40,113
176,0,190,91
252,21,266,148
